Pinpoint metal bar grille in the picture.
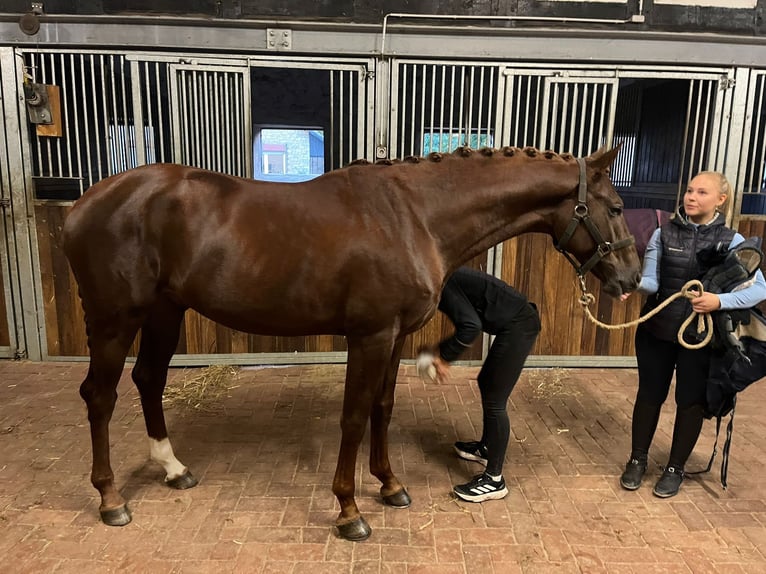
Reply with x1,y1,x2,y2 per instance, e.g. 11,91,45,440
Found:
537,77,617,157
612,85,640,187
330,68,367,169
675,78,719,204
742,71,766,214
171,65,249,177
133,60,171,165
23,52,147,195
498,74,546,149
391,61,500,158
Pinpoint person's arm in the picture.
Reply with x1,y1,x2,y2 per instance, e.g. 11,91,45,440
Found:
620,227,660,301
691,233,766,312
437,285,482,363
717,269,766,309
716,234,766,310
637,227,661,295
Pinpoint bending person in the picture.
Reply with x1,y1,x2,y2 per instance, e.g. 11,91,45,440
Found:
424,267,540,502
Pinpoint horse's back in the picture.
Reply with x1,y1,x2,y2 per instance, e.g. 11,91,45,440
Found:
61,163,444,336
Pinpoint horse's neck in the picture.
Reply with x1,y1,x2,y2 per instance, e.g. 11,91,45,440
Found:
421,156,575,269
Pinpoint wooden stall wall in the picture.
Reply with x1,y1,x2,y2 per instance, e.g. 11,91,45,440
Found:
36,204,349,358
36,203,481,360
36,204,87,357
35,202,765,362
497,234,642,357
737,217,766,315
35,201,620,361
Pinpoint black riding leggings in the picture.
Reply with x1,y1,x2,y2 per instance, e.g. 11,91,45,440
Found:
634,325,710,408
631,324,710,469
478,304,540,476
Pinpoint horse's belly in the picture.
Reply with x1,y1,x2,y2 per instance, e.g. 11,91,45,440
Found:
216,310,341,337
175,283,435,339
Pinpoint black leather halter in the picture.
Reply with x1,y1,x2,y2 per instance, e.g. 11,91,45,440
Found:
554,157,635,279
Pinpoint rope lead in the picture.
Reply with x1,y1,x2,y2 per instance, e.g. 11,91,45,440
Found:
579,279,714,349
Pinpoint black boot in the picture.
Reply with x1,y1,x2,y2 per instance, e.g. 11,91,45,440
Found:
653,466,684,498
620,400,662,490
653,404,704,499
620,455,648,491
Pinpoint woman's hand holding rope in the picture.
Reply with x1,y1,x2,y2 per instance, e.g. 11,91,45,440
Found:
579,279,715,349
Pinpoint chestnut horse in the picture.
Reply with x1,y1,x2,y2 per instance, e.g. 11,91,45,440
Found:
62,145,640,541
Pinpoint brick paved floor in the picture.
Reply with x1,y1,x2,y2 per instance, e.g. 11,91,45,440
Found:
1,360,765,573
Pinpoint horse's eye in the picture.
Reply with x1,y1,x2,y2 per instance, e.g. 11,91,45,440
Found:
609,206,623,216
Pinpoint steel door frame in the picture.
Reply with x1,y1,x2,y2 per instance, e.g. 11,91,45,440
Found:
0,48,43,360
1,44,755,365
732,68,766,226
129,54,376,172
0,49,19,359
246,57,376,169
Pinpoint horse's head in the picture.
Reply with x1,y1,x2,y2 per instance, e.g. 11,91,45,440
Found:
552,146,641,297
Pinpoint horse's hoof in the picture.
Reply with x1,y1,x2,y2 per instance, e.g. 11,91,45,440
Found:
336,516,372,541
166,470,198,490
382,488,412,508
100,505,132,526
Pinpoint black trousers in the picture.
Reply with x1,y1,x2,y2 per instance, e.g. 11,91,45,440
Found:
630,324,710,468
634,324,710,408
478,303,540,476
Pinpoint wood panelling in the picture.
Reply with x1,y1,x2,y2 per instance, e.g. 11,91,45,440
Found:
737,216,766,315
36,204,764,361
36,204,89,356
498,234,643,357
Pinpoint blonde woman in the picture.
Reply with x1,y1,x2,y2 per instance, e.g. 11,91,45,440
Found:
619,172,766,497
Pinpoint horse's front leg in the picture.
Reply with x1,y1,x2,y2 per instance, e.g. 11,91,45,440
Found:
332,333,392,541
370,336,411,508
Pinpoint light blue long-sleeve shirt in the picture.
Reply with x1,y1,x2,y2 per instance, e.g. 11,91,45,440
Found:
638,227,766,310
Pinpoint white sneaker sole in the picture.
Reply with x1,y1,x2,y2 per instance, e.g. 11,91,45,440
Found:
453,445,487,465
454,485,508,503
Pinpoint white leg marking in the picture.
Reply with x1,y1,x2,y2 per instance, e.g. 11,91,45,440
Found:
149,437,187,481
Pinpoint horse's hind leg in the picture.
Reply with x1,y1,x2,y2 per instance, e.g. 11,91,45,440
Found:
370,336,411,508
131,298,196,489
79,315,143,526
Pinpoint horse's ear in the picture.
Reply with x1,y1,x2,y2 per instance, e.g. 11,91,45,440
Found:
587,142,623,169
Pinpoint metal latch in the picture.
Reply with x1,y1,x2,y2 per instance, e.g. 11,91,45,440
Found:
0,197,10,209
719,76,735,90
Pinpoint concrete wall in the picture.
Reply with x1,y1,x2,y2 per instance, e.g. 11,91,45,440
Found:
3,1,765,36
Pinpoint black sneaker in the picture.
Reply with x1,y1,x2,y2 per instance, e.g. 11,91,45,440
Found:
653,466,684,498
620,457,648,491
453,440,488,465
453,473,508,502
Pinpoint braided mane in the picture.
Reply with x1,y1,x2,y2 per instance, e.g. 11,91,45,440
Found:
346,146,575,168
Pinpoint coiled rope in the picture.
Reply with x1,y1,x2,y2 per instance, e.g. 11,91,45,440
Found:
578,279,714,349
